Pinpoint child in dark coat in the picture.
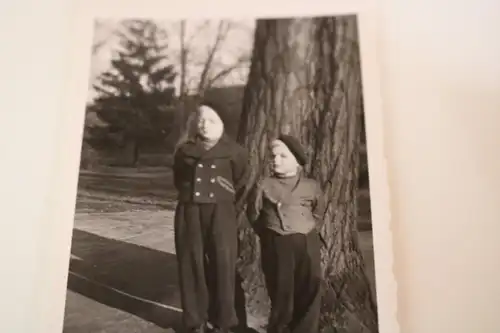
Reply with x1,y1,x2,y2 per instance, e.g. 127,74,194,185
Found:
246,135,325,333
173,101,250,333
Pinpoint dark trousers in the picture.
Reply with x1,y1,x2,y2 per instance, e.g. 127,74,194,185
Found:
260,229,322,333
174,203,239,330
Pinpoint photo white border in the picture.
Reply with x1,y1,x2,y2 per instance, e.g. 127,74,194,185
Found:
44,0,399,332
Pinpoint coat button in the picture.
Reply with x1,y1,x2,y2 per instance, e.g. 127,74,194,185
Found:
198,163,203,168
210,178,215,183
195,192,200,196
209,193,214,198
196,177,202,182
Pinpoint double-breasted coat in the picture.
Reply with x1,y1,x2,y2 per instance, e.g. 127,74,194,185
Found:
172,134,250,331
173,134,249,204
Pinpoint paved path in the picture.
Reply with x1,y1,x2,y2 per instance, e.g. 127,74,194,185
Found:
64,211,181,333
63,210,375,333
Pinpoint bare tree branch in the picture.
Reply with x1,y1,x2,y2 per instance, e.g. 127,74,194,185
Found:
186,20,211,47
204,57,250,90
197,21,232,92
174,19,252,97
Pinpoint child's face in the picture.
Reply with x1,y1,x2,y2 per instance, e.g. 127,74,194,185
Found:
271,140,299,176
196,105,224,141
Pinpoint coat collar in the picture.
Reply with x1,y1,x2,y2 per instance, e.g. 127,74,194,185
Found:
263,172,317,202
180,134,234,159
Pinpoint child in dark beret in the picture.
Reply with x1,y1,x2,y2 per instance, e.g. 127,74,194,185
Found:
246,134,325,333
173,101,250,333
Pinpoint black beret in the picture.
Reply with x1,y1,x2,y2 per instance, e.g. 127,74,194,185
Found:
277,134,308,166
198,99,227,126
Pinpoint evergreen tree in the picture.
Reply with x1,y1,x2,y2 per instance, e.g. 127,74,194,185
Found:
86,19,177,165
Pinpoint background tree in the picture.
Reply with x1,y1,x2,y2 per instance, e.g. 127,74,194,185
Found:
175,19,252,97
235,16,378,333
172,19,252,144
86,19,177,166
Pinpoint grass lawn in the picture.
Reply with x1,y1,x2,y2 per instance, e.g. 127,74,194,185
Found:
64,167,375,333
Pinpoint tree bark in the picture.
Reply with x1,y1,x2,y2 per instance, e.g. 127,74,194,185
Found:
235,16,378,333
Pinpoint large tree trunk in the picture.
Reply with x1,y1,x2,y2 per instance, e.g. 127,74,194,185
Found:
235,16,378,333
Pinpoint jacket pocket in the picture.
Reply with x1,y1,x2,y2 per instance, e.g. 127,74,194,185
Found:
216,176,236,194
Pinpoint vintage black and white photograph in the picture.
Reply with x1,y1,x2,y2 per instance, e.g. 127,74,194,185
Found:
63,14,379,333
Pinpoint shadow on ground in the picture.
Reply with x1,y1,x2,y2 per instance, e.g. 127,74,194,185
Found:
67,229,258,333
68,229,182,331
67,167,371,332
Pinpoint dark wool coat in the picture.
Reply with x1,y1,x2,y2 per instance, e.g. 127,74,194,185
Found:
172,134,249,330
173,134,250,204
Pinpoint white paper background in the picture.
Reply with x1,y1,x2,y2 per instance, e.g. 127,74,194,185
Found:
1,0,499,332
